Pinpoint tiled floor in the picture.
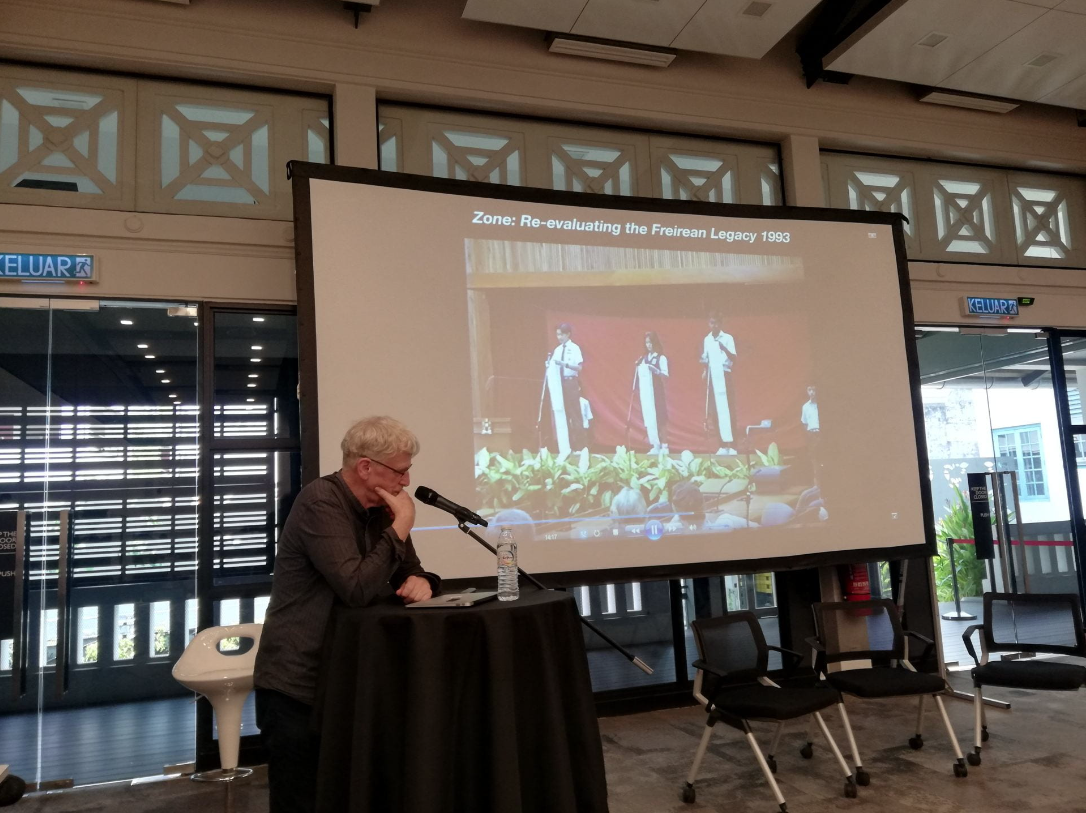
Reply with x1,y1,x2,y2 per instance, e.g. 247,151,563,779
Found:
14,668,1086,812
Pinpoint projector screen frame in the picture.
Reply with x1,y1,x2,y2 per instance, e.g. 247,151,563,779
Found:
289,160,937,584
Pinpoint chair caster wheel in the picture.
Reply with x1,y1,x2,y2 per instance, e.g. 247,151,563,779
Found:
682,783,695,804
767,756,778,774
844,779,858,799
855,769,870,786
908,735,923,750
799,743,813,759
981,728,989,743
967,752,981,766
954,761,968,778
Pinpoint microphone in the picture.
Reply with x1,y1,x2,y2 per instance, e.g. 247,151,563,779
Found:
414,486,489,527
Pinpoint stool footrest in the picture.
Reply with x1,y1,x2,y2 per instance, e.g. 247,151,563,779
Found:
190,767,253,783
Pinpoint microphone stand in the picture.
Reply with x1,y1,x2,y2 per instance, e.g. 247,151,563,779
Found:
454,520,654,675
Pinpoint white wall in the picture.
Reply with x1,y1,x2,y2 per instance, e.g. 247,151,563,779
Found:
974,387,1071,524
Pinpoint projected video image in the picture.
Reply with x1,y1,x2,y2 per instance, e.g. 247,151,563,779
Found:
468,240,827,543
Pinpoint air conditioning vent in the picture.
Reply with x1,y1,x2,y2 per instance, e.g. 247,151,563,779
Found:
1025,53,1060,68
916,32,949,49
547,34,676,67
742,1,773,18
918,89,1019,114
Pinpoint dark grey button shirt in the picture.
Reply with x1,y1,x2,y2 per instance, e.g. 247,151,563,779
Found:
254,471,439,704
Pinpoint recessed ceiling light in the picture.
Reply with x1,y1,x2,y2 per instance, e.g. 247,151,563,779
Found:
120,319,133,326
145,354,156,359
248,374,258,378
168,394,177,399
253,317,265,322
137,344,148,349
155,369,165,374
161,379,171,383
247,383,257,388
193,321,198,327
251,345,263,350
251,358,262,363
916,32,949,49
246,397,255,402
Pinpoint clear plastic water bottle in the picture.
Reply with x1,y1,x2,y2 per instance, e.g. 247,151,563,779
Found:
496,526,519,601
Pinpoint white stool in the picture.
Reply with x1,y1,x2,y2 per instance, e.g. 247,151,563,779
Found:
173,623,263,782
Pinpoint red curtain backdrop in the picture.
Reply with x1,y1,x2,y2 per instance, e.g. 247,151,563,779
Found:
546,312,812,455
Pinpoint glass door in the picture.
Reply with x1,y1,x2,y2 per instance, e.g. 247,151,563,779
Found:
1051,333,1086,600
0,298,199,787
916,326,1076,667
0,297,51,788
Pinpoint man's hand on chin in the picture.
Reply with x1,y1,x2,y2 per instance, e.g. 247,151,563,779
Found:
396,574,432,604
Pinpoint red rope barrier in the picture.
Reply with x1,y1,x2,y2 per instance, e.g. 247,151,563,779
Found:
946,537,1073,548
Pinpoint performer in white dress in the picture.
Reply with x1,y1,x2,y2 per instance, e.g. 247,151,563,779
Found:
700,313,737,455
545,323,585,455
636,331,669,454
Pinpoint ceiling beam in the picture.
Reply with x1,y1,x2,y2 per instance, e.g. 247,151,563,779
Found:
797,0,901,88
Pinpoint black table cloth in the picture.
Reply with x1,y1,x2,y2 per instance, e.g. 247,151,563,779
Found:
314,588,609,813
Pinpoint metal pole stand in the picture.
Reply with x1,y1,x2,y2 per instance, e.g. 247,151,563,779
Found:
454,521,653,675
940,538,977,621
947,688,1011,710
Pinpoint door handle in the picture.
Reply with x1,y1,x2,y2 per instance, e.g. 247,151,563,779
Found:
55,509,72,700
11,511,28,702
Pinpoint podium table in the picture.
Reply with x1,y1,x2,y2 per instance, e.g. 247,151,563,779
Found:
314,588,609,813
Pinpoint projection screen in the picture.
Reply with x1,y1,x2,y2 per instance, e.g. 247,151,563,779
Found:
292,164,935,582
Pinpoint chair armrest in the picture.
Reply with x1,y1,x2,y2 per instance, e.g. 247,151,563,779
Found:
767,644,804,670
691,659,730,679
904,630,935,663
804,636,828,675
962,625,983,666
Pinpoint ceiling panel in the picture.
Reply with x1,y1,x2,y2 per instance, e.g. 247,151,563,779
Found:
826,0,1047,87
570,0,706,47
1039,71,1086,107
461,0,588,33
672,0,822,59
941,10,1086,101
1056,0,1086,13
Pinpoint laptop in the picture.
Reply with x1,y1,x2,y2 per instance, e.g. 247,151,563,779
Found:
406,591,499,608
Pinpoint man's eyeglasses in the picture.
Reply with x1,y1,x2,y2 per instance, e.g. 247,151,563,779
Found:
366,457,411,479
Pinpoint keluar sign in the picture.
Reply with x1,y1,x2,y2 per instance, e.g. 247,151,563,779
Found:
1,253,96,282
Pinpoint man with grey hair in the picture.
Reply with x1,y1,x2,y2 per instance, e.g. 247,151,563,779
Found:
254,416,439,813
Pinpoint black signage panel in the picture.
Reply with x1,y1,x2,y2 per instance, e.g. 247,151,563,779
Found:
967,473,994,560
0,512,17,639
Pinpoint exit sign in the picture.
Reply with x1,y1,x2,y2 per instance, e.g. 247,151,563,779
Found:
962,296,1019,317
1,253,96,282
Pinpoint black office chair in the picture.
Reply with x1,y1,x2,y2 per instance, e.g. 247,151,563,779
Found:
809,599,968,782
962,592,1086,766
683,612,857,812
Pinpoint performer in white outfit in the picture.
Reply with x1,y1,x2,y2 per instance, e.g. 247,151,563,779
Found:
636,331,669,454
700,313,737,455
801,385,820,478
545,323,585,455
